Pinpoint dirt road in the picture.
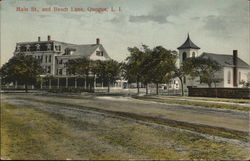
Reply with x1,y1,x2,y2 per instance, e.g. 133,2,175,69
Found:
3,94,249,133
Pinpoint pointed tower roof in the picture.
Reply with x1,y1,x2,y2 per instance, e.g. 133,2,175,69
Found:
177,34,200,50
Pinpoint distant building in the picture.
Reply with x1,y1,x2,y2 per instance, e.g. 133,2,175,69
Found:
13,35,111,89
14,35,111,76
174,34,250,89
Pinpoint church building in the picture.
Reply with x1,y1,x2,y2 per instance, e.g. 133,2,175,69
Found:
175,34,250,89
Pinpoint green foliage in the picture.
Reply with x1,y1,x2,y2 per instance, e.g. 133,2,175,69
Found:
124,45,177,94
239,80,250,88
0,54,43,92
66,58,121,92
183,57,222,87
66,57,91,76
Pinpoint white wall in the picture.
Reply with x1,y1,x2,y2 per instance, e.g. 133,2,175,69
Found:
89,47,106,61
223,67,233,87
238,68,250,87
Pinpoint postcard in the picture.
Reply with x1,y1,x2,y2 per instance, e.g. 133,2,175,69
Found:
0,0,249,160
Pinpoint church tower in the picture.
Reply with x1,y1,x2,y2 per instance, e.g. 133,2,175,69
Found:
177,34,200,66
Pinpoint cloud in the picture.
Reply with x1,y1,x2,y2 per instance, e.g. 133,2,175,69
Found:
202,0,248,39
129,15,168,24
129,1,191,24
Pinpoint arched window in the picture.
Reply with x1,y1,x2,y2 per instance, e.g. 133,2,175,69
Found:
192,52,195,57
227,71,231,84
182,52,187,61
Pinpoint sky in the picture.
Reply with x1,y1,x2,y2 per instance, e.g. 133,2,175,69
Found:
0,0,249,65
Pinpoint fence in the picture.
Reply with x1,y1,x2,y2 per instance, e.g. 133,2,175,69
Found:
188,87,250,99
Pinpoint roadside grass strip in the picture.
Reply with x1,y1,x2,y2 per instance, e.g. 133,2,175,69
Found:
160,96,250,104
133,96,250,112
1,102,249,160
12,97,249,142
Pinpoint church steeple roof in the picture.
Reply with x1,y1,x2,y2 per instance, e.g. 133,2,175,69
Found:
177,34,200,50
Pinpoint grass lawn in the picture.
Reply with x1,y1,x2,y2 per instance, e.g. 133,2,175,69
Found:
159,96,250,104
134,96,250,112
1,102,249,160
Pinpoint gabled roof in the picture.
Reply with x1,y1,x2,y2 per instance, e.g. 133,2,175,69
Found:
177,34,200,50
200,52,250,68
57,44,111,60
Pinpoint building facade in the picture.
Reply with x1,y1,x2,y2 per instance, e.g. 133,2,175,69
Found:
175,34,250,89
14,35,111,76
13,35,111,89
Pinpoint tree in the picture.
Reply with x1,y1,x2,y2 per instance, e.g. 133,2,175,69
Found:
125,46,147,94
66,58,92,90
172,66,186,96
93,60,121,93
101,60,121,93
0,54,43,92
184,57,221,88
148,46,177,95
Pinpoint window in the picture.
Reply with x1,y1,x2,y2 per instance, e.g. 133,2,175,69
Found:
55,45,61,51
227,71,231,84
47,66,51,73
96,51,104,56
58,69,62,75
182,52,187,61
45,55,48,63
16,45,21,52
49,55,51,62
192,52,195,57
239,72,241,82
26,44,30,51
35,44,40,51
47,44,52,50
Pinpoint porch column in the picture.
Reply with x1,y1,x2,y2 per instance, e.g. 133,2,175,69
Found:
94,75,96,88
74,78,77,88
57,78,60,89
66,77,68,88
49,79,52,89
40,77,43,89
84,78,87,89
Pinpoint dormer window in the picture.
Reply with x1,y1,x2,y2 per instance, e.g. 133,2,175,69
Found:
65,48,76,55
55,45,61,51
26,44,31,51
35,44,40,51
47,44,52,51
16,45,21,52
96,51,104,56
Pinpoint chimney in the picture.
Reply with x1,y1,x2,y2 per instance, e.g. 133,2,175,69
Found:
48,35,51,41
38,36,41,42
233,50,238,87
96,38,100,45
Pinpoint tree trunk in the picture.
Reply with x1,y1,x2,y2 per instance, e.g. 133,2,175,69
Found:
25,83,28,93
146,83,148,95
156,83,159,95
108,80,110,93
137,79,140,94
179,78,184,96
93,75,95,93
